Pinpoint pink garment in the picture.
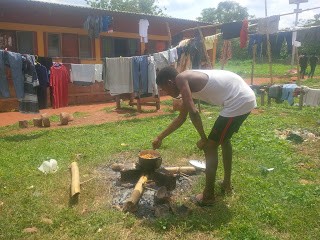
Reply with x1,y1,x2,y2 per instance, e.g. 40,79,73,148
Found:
50,63,70,109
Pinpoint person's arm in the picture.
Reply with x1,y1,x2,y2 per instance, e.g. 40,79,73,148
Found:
175,75,207,141
152,104,188,149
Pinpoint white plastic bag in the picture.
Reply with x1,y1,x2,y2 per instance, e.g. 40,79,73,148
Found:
38,159,58,174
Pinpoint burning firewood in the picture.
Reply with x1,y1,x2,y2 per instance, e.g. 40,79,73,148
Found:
164,166,197,175
123,175,148,213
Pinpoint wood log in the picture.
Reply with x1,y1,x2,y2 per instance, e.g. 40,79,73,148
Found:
33,118,43,127
41,113,50,127
60,112,69,125
19,120,28,128
163,166,197,175
172,98,183,111
123,175,148,213
70,162,80,197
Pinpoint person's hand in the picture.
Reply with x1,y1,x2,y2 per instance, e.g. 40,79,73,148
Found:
196,138,208,150
152,137,162,150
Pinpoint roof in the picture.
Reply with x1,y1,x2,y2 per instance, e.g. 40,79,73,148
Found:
0,0,215,37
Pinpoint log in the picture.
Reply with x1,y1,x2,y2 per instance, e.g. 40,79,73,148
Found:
163,166,197,175
123,175,148,213
60,112,69,125
19,120,28,128
41,113,50,127
70,162,80,197
172,98,183,111
33,118,43,127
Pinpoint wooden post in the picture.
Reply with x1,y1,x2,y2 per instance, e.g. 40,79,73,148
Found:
261,89,265,106
165,22,172,48
266,34,273,84
251,44,257,85
70,162,80,197
212,35,218,69
299,88,304,110
123,175,148,213
295,47,300,85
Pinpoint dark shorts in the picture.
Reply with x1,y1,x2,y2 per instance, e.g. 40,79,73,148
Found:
208,112,251,144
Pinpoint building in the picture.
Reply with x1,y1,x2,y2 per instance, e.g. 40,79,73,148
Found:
0,0,215,112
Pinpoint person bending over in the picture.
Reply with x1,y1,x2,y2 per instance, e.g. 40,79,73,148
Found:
152,66,256,206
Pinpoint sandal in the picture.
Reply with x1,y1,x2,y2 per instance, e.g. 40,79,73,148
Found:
192,193,215,207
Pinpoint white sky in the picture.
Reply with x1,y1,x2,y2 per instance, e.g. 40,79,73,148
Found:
38,0,320,29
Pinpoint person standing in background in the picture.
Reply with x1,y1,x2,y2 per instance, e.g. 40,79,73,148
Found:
308,53,319,79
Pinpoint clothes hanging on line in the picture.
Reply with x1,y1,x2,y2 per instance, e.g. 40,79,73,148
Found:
0,50,24,99
132,56,148,94
35,63,49,109
257,15,280,35
103,57,133,96
95,64,103,82
19,54,40,114
70,64,95,86
220,21,243,40
139,19,149,43
50,63,70,109
303,87,320,107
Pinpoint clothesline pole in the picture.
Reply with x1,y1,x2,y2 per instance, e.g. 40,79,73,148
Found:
296,46,300,86
251,44,257,85
166,22,172,48
267,35,274,84
212,36,218,68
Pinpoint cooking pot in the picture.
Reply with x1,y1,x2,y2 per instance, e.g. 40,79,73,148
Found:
138,150,162,172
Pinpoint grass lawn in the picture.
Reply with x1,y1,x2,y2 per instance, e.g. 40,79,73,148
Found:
0,72,320,239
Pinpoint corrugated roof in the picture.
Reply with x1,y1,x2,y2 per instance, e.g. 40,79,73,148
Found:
28,0,211,24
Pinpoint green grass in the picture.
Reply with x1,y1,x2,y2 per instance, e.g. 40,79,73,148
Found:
0,93,319,239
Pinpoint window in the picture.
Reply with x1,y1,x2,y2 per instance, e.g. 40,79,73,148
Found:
0,30,16,52
16,31,34,54
47,33,61,57
101,37,114,58
101,37,139,58
79,36,92,58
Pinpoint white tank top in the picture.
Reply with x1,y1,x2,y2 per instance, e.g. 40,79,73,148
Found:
191,70,256,117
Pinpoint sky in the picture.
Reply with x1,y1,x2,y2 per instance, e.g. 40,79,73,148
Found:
37,0,320,29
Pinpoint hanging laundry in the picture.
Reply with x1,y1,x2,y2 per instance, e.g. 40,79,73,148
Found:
297,26,320,42
19,54,40,114
172,32,184,46
240,19,249,48
101,15,113,33
84,16,102,39
95,64,103,82
220,21,243,40
70,64,95,86
168,47,178,64
103,57,133,96
220,40,232,66
37,56,53,77
50,63,70,109
276,32,293,57
178,39,191,48
204,34,218,50
258,15,280,35
153,51,170,71
0,50,24,99
35,63,49,109
303,87,320,106
248,34,263,57
139,19,149,43
281,84,297,106
147,56,158,96
132,56,148,94
268,84,283,103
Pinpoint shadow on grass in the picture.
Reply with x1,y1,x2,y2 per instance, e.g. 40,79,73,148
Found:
2,131,47,142
145,199,232,233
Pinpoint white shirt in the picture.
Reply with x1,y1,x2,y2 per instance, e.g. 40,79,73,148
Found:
191,70,256,117
139,19,149,43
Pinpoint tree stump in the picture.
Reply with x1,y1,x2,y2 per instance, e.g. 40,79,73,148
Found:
18,120,28,128
41,113,50,127
60,112,69,125
33,118,43,127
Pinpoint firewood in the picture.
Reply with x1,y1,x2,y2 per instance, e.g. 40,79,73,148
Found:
163,166,197,175
41,113,50,127
70,162,80,197
18,120,28,128
123,175,148,213
33,118,43,127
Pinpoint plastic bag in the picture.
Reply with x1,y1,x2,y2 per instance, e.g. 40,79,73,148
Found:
38,159,58,174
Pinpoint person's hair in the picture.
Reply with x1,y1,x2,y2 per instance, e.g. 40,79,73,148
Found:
156,66,179,86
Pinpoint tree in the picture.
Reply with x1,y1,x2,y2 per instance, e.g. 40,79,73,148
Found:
85,0,166,16
197,1,249,23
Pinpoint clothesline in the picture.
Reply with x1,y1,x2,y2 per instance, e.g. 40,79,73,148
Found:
181,6,320,33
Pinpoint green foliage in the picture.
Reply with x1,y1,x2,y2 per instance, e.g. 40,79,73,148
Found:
85,0,166,16
197,1,249,23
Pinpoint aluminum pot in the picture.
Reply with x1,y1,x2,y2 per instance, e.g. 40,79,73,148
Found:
138,150,162,172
